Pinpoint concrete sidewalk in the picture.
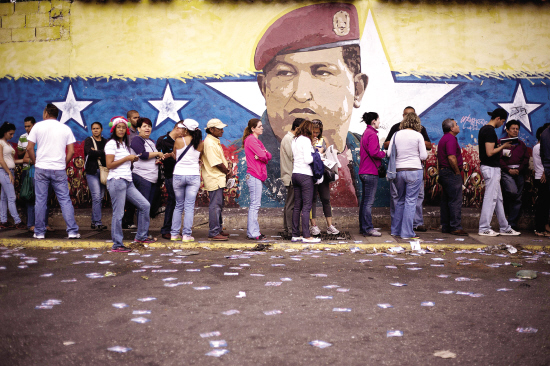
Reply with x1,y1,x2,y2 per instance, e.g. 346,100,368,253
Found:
2,206,549,251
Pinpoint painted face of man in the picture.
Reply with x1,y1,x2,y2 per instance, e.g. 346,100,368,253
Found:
258,47,366,151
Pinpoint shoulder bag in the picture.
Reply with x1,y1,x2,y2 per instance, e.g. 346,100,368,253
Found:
92,138,109,185
386,132,398,181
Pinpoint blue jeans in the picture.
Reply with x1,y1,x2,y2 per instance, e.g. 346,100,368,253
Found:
208,188,224,237
479,166,510,232
0,169,21,224
391,173,424,228
161,177,176,235
34,168,78,236
132,173,157,217
359,174,378,234
86,170,105,226
500,171,524,228
391,170,423,238
171,175,201,236
439,168,463,232
107,178,150,248
246,174,263,238
22,169,50,229
292,173,314,238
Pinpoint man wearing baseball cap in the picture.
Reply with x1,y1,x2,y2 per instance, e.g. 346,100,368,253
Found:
202,118,232,241
478,108,520,237
251,2,368,208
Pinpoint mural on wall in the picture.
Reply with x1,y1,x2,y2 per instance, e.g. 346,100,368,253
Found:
0,1,549,210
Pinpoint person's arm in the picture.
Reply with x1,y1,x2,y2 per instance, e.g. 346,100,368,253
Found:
205,142,231,176
131,138,162,160
301,138,314,165
106,153,138,169
0,145,13,183
248,138,270,164
367,133,386,160
16,139,26,159
418,135,428,161
421,127,432,151
486,141,511,157
447,155,461,175
66,143,74,165
27,141,36,165
84,138,104,159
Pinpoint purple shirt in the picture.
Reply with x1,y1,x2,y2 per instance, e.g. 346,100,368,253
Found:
437,132,463,170
359,125,386,175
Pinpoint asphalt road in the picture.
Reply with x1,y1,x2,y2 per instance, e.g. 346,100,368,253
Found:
0,246,549,366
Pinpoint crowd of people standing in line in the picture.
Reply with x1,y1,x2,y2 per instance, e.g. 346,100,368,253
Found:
4,103,549,252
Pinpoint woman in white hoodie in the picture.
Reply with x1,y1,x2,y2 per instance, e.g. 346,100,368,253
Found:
387,113,428,239
291,120,321,243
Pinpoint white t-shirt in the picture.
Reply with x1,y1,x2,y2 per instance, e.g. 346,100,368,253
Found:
291,135,314,176
0,140,15,169
27,119,76,170
533,143,543,180
387,129,428,170
173,142,201,176
105,140,133,181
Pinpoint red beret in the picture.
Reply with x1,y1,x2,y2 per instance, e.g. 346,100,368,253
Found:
254,3,360,71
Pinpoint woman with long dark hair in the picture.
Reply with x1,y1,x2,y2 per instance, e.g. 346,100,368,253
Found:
105,116,155,252
243,118,272,240
291,120,321,243
359,112,386,237
170,119,204,242
0,122,25,229
83,121,107,231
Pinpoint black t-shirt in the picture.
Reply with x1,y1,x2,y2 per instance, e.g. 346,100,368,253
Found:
478,124,499,167
384,122,431,146
156,133,176,179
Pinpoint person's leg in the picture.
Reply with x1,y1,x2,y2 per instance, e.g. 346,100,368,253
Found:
500,171,516,220
310,184,318,222
391,172,407,237
122,201,136,228
4,170,21,224
107,179,126,248
33,168,49,236
291,174,303,238
507,175,524,229
534,179,549,233
0,171,8,223
479,166,498,232
170,175,185,237
300,174,314,238
413,176,425,228
438,169,451,233
208,188,223,237
492,168,511,232
401,170,423,238
51,169,79,235
359,175,367,234
161,177,175,235
389,179,398,219
283,184,294,234
182,175,201,237
27,200,35,229
246,174,262,238
360,174,378,234
86,171,103,226
126,181,151,241
132,173,152,215
448,172,464,231
318,179,332,222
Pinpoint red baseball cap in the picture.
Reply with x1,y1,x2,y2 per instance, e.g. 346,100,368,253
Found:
254,3,360,71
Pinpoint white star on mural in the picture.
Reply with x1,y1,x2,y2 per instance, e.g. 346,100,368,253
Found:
498,83,541,133
148,84,188,127
353,11,458,138
206,10,458,141
53,85,93,128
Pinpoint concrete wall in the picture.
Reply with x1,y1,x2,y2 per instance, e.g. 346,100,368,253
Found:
0,0,549,209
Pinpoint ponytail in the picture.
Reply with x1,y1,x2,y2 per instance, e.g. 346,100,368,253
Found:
242,118,261,144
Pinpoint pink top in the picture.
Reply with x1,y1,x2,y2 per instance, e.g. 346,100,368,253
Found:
244,134,272,181
359,125,386,175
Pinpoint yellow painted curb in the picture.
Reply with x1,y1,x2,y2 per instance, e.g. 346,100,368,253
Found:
0,238,548,252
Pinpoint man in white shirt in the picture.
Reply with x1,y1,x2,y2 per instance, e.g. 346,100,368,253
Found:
27,104,80,239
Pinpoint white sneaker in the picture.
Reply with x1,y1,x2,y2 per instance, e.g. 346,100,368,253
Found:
291,236,303,242
326,225,340,235
33,233,45,239
68,233,81,239
182,235,195,242
310,225,321,236
500,228,521,236
366,230,382,237
478,229,499,237
302,237,321,243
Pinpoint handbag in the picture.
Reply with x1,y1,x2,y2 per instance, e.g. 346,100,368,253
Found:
20,165,35,202
323,165,336,182
386,132,398,181
91,138,109,185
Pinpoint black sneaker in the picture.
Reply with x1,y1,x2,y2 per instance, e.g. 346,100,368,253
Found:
414,225,427,232
91,224,108,231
